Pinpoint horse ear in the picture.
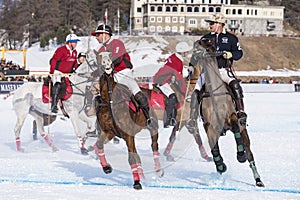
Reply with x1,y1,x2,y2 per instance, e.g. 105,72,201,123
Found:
93,49,102,66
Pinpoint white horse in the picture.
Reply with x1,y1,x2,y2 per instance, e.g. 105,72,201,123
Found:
12,59,99,154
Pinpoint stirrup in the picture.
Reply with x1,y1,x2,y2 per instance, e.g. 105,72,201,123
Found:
51,105,58,113
147,117,158,129
237,111,247,126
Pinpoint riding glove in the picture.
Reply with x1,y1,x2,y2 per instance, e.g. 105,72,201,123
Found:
223,51,232,59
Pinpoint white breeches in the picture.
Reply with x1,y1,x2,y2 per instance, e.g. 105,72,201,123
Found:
194,68,235,91
114,68,141,95
157,83,174,97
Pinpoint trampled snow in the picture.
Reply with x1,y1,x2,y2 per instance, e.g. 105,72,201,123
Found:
1,36,300,199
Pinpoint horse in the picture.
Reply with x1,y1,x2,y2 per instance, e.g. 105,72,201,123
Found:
11,59,99,154
192,38,264,187
140,68,212,162
93,52,163,190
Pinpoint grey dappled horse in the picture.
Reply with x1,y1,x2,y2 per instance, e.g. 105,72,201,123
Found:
12,60,98,154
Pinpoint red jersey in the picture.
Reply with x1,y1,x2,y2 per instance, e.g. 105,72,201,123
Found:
50,45,78,74
98,38,132,73
153,53,186,94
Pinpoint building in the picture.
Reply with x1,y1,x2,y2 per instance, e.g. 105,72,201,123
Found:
130,0,284,36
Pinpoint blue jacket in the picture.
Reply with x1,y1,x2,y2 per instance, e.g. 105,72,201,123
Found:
201,30,243,69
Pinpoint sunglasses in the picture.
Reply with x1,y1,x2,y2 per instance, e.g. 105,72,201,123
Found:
209,21,216,26
95,33,103,37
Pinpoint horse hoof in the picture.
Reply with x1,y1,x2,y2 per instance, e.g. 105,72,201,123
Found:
216,163,227,174
255,178,264,187
166,155,175,162
133,181,142,190
156,169,164,178
237,152,247,163
80,148,89,155
113,137,120,144
52,146,59,152
103,164,112,174
204,156,213,162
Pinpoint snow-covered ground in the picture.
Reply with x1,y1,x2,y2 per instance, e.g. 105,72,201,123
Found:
1,36,300,199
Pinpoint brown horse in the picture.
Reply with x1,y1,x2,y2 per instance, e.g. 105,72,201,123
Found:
193,38,264,187
140,68,212,162
93,52,163,190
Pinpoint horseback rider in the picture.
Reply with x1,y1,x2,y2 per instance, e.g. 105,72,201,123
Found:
49,33,86,113
153,41,192,128
91,24,157,129
186,13,247,131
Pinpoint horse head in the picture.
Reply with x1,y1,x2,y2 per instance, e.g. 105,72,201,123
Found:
199,37,216,52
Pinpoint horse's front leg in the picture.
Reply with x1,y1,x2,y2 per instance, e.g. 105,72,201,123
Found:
69,111,88,155
94,133,112,174
125,135,143,190
241,128,264,187
204,122,227,174
230,114,247,163
149,128,164,177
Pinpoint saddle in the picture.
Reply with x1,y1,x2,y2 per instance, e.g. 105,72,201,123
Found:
42,77,73,104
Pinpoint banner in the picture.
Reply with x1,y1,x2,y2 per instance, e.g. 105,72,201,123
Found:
0,81,24,94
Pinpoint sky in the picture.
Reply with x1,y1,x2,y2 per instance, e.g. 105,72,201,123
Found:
0,36,300,199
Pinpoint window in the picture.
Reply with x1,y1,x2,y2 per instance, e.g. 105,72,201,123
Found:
238,9,242,15
157,26,163,32
187,6,192,12
136,18,142,24
180,17,185,23
202,7,206,12
216,7,221,12
158,6,162,12
189,19,197,25
181,7,184,12
150,17,155,22
209,7,214,13
165,17,170,23
172,26,177,32
137,7,142,13
194,7,199,12
166,6,171,12
150,26,156,32
172,6,177,12
165,26,171,32
157,17,162,23
233,9,236,15
172,17,178,23
151,6,155,12
226,9,231,15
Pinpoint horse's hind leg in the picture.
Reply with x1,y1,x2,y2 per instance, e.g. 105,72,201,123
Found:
14,113,27,152
241,128,264,187
193,128,212,162
149,129,164,177
94,133,112,174
230,115,247,163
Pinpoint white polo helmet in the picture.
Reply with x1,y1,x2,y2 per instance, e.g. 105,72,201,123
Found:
176,42,192,53
65,34,80,43
205,13,226,24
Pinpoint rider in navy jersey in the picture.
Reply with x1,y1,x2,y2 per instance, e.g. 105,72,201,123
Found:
186,13,247,131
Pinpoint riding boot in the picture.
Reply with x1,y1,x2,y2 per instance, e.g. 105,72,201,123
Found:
163,93,178,128
51,82,61,113
229,80,247,126
134,91,158,129
186,89,202,133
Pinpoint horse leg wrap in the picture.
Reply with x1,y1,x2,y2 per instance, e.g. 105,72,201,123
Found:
199,145,210,161
77,136,85,149
153,151,161,172
41,133,53,147
130,164,140,181
249,161,261,180
97,149,108,167
234,132,245,153
16,137,21,151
